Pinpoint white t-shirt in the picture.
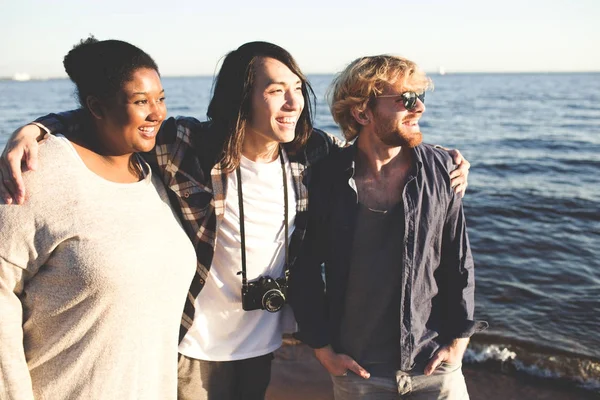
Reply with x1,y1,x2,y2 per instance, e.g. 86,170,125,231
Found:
178,151,297,361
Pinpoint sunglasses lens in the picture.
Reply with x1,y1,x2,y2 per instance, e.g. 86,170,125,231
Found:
402,92,417,110
401,92,425,110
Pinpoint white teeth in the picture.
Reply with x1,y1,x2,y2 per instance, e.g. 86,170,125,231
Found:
276,117,297,124
139,127,155,133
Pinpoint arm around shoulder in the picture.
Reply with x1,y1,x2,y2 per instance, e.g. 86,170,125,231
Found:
0,109,87,204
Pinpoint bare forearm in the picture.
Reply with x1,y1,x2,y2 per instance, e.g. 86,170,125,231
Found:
448,337,470,358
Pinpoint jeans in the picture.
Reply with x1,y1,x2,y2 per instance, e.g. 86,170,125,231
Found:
177,353,274,400
331,363,469,400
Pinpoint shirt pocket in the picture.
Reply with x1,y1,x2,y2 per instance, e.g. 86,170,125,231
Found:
169,172,213,221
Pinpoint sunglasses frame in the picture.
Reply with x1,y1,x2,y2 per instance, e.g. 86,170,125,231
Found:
376,91,425,111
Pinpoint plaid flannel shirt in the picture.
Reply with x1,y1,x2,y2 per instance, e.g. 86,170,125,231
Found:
143,116,342,341
38,112,341,342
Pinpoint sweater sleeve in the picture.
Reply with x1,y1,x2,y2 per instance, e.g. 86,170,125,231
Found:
0,258,35,400
0,141,63,399
0,197,41,400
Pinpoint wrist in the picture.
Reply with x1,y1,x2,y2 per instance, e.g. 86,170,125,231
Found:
26,122,49,142
314,345,335,360
447,338,469,356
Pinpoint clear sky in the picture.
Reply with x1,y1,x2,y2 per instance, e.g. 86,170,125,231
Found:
1,0,598,78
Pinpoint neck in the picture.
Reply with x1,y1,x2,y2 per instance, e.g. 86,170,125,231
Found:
66,122,139,176
242,130,280,163
355,133,409,179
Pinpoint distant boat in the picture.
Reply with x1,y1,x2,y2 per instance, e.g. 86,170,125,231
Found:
438,66,446,76
12,73,31,81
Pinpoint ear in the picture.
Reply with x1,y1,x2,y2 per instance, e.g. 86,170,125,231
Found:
351,107,371,126
85,96,105,120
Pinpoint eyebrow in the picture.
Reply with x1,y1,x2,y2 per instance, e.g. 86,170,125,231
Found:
131,89,165,95
266,79,302,86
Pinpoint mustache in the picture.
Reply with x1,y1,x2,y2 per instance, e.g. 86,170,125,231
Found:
402,114,420,123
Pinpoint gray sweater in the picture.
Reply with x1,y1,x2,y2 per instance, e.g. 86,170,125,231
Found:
0,135,196,399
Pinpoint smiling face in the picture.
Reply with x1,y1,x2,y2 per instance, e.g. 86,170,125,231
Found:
246,57,305,148
97,67,166,155
369,83,426,148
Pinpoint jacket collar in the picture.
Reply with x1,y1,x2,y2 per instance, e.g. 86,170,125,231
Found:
339,139,424,177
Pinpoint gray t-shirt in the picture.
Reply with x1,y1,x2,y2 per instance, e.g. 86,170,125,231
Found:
339,201,405,376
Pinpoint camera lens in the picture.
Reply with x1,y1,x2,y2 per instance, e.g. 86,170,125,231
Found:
262,289,285,313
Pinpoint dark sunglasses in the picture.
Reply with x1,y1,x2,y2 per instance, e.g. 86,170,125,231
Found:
376,91,425,111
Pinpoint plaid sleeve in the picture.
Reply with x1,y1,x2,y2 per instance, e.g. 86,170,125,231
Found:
153,116,205,184
33,109,85,135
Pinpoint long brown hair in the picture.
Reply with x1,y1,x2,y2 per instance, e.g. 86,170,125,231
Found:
207,41,315,172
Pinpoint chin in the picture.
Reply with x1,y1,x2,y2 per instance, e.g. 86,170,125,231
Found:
135,141,157,153
382,131,422,148
277,130,297,144
404,132,423,148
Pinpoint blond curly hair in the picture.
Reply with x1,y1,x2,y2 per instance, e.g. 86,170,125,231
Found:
328,55,433,141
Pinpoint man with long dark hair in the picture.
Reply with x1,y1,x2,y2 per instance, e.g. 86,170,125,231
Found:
0,42,470,400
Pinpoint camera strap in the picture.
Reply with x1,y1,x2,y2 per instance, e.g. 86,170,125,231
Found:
236,148,289,288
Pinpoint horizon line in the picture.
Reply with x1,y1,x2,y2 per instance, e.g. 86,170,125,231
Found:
2,70,600,81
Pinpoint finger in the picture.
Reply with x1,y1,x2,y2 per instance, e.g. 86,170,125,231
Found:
24,144,39,171
4,174,22,204
424,359,439,376
1,185,15,204
453,181,468,197
449,168,463,180
451,149,463,165
424,354,444,376
347,359,370,379
0,166,17,204
450,175,464,188
10,169,26,205
5,154,26,204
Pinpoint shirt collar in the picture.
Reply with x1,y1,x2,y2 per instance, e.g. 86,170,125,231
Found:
344,140,424,176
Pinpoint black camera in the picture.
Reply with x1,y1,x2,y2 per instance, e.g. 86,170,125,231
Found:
241,276,287,313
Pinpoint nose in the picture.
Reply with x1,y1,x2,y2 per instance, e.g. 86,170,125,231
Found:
283,89,303,111
148,99,167,122
413,98,425,113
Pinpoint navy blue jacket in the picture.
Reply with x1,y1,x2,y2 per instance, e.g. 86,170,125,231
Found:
288,142,487,371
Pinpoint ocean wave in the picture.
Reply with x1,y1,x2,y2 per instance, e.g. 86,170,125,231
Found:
466,336,600,394
469,193,600,223
489,138,600,152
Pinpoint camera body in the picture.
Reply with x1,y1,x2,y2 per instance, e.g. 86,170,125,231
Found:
242,276,287,313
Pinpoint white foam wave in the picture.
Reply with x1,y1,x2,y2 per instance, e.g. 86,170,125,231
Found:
464,345,516,363
464,344,600,393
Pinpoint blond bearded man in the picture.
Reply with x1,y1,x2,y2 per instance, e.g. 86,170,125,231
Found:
289,55,487,400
